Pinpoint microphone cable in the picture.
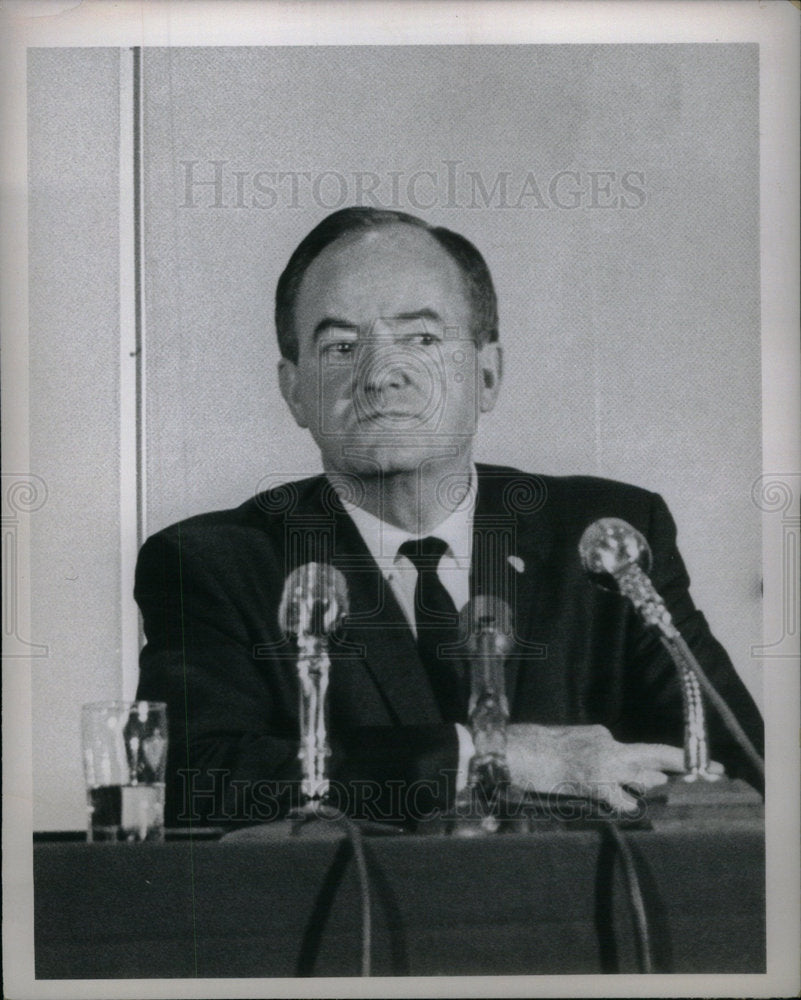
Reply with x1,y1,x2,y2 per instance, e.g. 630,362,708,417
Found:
291,801,372,977
603,820,654,974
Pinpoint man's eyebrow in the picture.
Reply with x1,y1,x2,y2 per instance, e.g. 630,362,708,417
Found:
313,309,445,340
392,309,444,325
313,317,361,339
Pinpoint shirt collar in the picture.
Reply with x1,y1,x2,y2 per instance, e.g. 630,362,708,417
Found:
333,466,477,568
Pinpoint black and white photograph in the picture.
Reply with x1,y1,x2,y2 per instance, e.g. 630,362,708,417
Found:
2,2,799,997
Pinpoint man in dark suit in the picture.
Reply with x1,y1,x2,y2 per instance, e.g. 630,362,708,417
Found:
135,207,763,827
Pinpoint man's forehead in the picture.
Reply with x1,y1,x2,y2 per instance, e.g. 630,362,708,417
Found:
295,223,468,321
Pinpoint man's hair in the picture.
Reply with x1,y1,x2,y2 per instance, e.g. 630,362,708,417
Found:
275,206,499,363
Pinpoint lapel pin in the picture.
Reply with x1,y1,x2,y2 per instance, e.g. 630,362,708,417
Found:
507,555,525,574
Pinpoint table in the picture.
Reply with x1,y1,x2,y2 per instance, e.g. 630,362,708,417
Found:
34,786,765,979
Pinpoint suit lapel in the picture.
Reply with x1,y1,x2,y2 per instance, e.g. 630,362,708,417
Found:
326,489,442,726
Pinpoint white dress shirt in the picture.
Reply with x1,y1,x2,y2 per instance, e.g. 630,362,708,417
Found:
334,467,478,788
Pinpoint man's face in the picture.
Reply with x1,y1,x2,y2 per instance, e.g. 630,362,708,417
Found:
278,224,502,481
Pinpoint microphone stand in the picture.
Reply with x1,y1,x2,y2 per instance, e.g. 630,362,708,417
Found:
293,630,332,816
279,563,374,977
278,562,352,826
455,685,511,834
451,598,528,834
580,517,764,788
613,558,717,782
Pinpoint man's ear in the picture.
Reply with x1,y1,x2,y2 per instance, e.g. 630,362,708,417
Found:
477,342,503,413
277,358,309,429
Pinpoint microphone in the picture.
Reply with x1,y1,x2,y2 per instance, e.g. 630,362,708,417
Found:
459,596,514,812
279,563,348,804
578,517,717,782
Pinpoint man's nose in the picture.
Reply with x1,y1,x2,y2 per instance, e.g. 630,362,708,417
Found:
355,338,414,395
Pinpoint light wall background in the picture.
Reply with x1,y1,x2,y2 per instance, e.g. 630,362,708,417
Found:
29,44,761,830
29,48,122,832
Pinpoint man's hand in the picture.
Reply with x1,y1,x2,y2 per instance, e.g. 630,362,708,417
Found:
506,723,724,813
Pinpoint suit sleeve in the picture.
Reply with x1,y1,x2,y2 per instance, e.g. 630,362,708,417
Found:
618,493,764,792
134,526,458,827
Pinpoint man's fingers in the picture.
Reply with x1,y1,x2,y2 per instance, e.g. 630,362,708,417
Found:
622,742,686,773
626,769,670,790
554,779,648,814
595,782,640,814
622,745,728,777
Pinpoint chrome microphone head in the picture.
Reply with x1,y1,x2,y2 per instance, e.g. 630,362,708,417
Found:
579,518,652,589
278,563,349,638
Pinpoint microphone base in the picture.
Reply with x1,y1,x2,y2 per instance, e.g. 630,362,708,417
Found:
644,774,763,825
220,808,405,842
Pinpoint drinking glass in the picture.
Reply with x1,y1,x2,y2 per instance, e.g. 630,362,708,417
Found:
81,701,168,842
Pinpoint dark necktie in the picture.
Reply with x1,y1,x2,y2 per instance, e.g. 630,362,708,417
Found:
398,537,466,723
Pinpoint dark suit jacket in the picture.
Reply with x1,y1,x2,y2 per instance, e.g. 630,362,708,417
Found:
134,465,764,826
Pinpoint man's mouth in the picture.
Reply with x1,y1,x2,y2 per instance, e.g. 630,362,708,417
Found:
359,409,422,424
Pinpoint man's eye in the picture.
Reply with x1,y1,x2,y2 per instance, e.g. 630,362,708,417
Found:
322,341,355,357
407,332,439,347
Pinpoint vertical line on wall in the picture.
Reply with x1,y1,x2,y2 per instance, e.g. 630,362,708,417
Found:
119,47,141,700
588,259,606,478
134,45,147,552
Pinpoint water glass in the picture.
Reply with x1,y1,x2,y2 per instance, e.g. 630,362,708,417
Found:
81,701,168,842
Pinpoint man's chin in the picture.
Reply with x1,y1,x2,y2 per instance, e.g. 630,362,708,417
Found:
321,439,468,479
